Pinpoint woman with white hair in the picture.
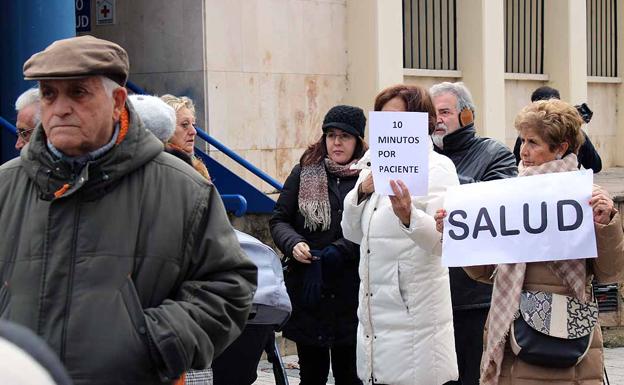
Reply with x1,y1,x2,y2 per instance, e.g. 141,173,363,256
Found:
161,94,211,181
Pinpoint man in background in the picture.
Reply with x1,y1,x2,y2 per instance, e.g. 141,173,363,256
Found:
512,85,602,173
14,87,40,151
430,81,517,385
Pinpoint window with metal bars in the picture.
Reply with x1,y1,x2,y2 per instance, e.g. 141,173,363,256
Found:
587,0,618,77
402,0,457,70
505,0,544,74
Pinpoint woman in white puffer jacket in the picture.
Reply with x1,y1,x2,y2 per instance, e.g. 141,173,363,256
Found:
341,84,459,385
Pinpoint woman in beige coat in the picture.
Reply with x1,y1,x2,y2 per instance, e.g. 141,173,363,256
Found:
436,99,624,385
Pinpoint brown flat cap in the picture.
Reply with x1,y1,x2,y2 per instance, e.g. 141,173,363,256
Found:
23,35,129,86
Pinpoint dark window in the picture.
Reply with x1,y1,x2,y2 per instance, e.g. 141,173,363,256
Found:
587,0,618,77
403,0,457,70
505,0,544,74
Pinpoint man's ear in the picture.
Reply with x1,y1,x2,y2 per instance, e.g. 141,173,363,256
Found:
112,87,128,121
558,141,570,155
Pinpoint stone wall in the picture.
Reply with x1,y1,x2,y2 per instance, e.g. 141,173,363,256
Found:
204,0,349,191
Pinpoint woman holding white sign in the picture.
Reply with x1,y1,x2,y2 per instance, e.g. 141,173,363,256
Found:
436,99,624,385
341,85,460,385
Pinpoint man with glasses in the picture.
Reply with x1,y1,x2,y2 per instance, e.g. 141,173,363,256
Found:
14,87,40,151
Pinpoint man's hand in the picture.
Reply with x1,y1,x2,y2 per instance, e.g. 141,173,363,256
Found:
389,180,412,227
292,242,313,263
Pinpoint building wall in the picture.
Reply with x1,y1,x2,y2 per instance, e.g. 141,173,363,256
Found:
85,0,208,133
83,0,623,190
205,0,348,190
504,79,544,148
86,0,348,190
587,82,619,168
404,75,459,92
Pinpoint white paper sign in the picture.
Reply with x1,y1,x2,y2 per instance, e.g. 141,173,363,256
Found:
442,170,596,267
369,111,429,196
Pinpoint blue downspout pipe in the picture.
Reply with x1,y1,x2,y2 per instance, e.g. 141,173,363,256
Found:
0,0,75,163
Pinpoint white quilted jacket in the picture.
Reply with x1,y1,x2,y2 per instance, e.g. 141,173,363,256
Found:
341,146,459,385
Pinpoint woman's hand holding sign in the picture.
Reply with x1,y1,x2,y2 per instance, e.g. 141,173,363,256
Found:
359,173,375,194
435,208,447,233
389,179,412,227
357,173,375,204
590,185,615,225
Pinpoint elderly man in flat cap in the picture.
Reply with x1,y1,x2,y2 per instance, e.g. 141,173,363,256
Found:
0,35,257,385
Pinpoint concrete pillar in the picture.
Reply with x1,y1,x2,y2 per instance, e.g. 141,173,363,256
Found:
456,0,506,141
345,0,403,116
543,0,588,104
0,0,75,163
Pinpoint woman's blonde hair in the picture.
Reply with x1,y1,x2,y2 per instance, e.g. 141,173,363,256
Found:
514,99,585,154
160,94,196,115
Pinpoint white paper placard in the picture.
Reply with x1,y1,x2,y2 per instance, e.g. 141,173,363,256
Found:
369,111,429,196
441,170,596,267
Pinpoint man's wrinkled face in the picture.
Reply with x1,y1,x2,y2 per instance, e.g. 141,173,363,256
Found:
39,77,125,157
15,104,38,151
432,92,461,148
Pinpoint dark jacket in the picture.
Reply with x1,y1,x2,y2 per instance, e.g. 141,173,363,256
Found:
270,164,360,347
434,124,518,310
0,103,257,385
513,131,602,173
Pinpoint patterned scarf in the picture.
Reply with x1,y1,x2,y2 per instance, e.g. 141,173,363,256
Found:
480,153,588,385
299,157,360,231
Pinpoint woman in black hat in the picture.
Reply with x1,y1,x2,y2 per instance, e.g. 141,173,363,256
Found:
270,105,368,385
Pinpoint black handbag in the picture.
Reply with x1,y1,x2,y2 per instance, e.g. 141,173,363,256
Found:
510,290,598,368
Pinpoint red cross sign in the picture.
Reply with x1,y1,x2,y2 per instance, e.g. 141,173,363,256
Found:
96,0,114,25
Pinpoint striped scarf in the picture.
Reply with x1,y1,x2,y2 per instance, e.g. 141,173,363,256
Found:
298,157,360,231
480,153,587,385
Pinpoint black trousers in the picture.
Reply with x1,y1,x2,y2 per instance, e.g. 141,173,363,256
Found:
212,324,274,385
297,342,362,385
447,308,489,385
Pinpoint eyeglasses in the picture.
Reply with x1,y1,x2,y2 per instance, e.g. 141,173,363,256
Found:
326,131,354,142
17,127,35,142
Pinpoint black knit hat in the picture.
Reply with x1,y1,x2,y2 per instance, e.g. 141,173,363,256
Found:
322,105,366,139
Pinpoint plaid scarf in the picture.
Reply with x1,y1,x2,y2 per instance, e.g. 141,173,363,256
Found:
298,157,360,231
480,153,587,385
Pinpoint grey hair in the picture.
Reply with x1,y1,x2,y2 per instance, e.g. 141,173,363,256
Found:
429,82,476,113
99,76,122,98
15,87,40,111
15,87,41,126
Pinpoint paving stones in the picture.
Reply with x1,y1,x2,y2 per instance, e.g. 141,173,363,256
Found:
255,348,624,384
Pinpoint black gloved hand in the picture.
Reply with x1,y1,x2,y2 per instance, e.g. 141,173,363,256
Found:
301,250,323,309
320,245,344,277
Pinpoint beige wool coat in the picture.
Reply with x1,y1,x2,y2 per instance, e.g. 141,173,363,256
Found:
464,211,624,385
